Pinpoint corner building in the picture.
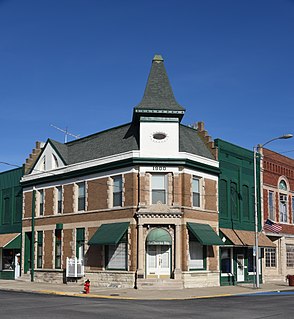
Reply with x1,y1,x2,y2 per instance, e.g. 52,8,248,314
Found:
21,55,222,289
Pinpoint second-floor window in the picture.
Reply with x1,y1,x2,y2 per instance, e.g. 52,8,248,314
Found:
152,174,167,204
192,177,200,207
279,194,287,223
268,191,274,220
57,186,62,214
39,190,44,216
77,182,86,211
113,176,122,207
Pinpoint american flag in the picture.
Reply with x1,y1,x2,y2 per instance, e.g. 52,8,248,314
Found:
264,219,282,233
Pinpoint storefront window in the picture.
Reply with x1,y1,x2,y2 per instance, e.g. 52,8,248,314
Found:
221,248,232,273
189,241,204,269
2,249,14,270
248,248,254,272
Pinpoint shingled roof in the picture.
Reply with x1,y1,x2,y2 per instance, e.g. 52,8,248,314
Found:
49,123,214,165
45,55,214,166
134,55,185,117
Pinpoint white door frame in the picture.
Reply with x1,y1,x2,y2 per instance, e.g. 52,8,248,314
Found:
236,254,245,282
146,245,171,278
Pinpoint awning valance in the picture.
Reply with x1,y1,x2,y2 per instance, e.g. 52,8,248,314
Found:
146,228,172,245
88,222,129,245
220,228,275,248
187,222,223,246
0,233,21,249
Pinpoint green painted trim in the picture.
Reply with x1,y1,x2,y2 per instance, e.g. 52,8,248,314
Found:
140,117,179,122
22,157,219,187
56,223,63,230
0,271,15,280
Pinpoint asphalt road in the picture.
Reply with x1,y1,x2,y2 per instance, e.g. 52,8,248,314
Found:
0,290,293,319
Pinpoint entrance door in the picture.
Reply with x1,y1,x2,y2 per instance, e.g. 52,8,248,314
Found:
147,245,171,278
236,254,245,282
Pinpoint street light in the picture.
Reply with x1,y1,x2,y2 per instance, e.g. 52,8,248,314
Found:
254,133,293,288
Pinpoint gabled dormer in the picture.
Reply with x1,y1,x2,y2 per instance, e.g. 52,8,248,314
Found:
133,55,185,158
30,139,67,174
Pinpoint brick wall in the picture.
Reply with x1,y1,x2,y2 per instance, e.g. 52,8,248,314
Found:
62,229,74,267
44,188,54,216
24,191,33,218
87,178,108,210
173,173,182,206
124,173,138,207
139,174,149,206
63,184,74,214
207,245,218,271
204,179,217,211
44,230,53,269
86,227,103,269
182,173,191,207
129,223,137,271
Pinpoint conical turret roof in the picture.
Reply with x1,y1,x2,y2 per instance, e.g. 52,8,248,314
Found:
133,55,185,120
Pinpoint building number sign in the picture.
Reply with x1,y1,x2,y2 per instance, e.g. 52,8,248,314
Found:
152,166,166,171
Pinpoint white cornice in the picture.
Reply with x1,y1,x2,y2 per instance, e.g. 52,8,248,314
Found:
21,150,218,183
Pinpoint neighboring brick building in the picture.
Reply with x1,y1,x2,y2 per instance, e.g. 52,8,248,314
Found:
261,148,294,282
21,55,223,289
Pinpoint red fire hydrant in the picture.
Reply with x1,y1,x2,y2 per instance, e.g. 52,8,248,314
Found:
83,279,90,294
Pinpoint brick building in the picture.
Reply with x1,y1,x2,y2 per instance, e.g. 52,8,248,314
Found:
21,55,223,289
261,148,294,282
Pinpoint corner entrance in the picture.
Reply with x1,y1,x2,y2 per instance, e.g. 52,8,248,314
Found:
146,228,172,279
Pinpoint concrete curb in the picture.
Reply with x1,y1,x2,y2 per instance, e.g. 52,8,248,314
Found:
0,287,286,301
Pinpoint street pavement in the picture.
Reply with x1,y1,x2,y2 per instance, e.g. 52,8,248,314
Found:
0,279,294,300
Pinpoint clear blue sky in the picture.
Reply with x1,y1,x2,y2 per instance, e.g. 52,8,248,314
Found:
1,0,294,172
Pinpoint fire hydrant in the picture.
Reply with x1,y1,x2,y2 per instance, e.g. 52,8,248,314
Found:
83,279,90,294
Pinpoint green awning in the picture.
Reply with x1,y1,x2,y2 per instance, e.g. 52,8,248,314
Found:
4,234,21,249
88,222,129,245
187,222,223,246
146,228,172,245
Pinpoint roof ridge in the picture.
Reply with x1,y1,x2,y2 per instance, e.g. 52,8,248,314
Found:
66,122,133,145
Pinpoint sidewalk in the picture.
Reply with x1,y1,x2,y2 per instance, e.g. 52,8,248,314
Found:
1,279,294,300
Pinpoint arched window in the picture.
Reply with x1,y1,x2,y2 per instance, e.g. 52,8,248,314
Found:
279,179,288,223
279,180,287,191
